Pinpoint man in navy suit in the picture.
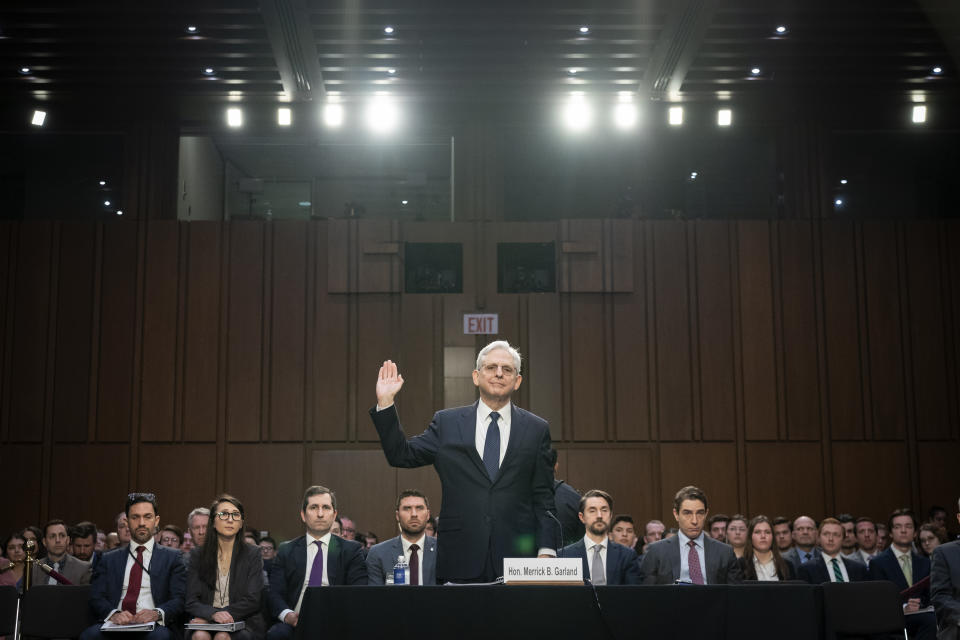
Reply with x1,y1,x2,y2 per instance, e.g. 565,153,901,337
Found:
266,485,366,640
80,493,185,640
797,518,869,584
366,489,438,585
868,509,936,640
931,501,960,639
371,340,559,583
561,489,639,585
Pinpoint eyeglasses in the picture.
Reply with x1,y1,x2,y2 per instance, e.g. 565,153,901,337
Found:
127,492,156,502
216,511,243,521
480,363,517,377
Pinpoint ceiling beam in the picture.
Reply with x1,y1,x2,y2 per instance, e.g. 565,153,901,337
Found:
638,0,720,101
259,0,325,101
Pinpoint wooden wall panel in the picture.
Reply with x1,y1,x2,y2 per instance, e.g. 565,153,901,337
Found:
354,296,397,442
313,220,350,442
659,443,739,519
311,449,396,546
862,222,907,440
0,223,10,440
903,223,950,440
357,221,400,293
138,444,216,529
140,221,180,442
820,222,865,440
568,295,606,441
612,297,650,441
226,223,264,442
950,222,960,439
228,443,304,541
96,223,138,442
48,444,129,530
527,295,564,440
652,222,694,441
566,448,656,523
831,442,912,520
695,221,736,441
559,220,603,292
182,222,221,442
917,442,959,520
745,443,824,519
52,223,96,442
778,221,821,440
9,222,52,442
269,222,307,442
0,444,43,528
737,222,779,441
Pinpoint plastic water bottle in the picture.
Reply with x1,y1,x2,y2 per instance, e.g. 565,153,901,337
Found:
393,554,408,585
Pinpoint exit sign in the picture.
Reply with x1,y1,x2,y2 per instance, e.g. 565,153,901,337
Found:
463,313,499,335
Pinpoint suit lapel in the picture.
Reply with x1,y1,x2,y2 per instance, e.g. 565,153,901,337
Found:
423,537,437,582
327,535,340,585
292,536,308,592
497,404,524,477
606,544,618,584
670,536,682,581
459,403,490,480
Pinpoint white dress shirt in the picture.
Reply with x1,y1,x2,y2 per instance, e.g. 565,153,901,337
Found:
401,534,426,585
822,552,851,582
678,531,708,584
583,536,607,583
281,531,331,622
475,400,511,465
106,538,163,624
753,556,780,581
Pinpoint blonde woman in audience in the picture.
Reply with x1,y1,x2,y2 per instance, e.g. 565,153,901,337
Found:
740,515,795,581
726,514,749,558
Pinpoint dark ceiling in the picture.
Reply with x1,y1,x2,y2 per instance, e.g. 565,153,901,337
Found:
2,0,958,111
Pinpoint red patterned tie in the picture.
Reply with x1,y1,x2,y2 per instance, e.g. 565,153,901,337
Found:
409,544,420,585
121,546,145,613
688,540,704,585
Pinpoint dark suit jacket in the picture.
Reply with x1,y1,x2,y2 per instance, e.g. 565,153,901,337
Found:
88,543,186,622
266,534,366,619
637,535,743,585
868,547,931,603
185,542,265,637
365,535,437,585
553,480,585,547
932,540,960,630
561,539,640,585
370,402,559,582
797,555,869,584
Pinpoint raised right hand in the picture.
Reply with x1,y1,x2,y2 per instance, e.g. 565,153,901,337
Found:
376,360,405,407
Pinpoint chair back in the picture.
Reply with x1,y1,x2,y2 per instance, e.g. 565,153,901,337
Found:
0,585,18,635
822,580,904,638
20,584,91,638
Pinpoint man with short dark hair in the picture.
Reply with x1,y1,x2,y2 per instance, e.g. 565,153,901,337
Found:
115,512,131,546
642,520,666,554
31,519,92,585
854,517,880,566
783,516,821,568
869,509,936,640
773,517,794,553
266,486,367,640
80,493,185,640
71,521,99,564
797,518,868,584
638,486,742,584
609,515,638,552
931,498,960,637
367,489,437,585
157,525,182,549
561,490,639,585
707,514,729,543
836,513,862,564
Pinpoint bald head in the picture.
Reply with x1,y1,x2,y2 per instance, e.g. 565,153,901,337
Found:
793,515,818,550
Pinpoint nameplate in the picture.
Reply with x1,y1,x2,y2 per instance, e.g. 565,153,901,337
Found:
503,557,582,584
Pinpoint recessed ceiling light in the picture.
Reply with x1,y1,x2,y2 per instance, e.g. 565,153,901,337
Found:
31,110,46,126
384,26,394,35
186,25,198,34
99,180,106,186
227,107,243,127
840,179,848,185
323,102,344,127
19,66,31,75
277,107,292,126
834,199,843,206
568,68,577,75
911,105,927,124
116,210,124,216
401,200,409,205
668,106,683,126
775,25,788,34
751,67,761,75
717,108,732,126
387,68,396,75
579,26,589,34
298,201,311,207
203,67,215,76
932,66,942,74
104,200,112,207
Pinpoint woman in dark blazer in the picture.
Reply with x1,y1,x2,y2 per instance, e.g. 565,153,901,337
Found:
186,494,265,640
739,515,796,581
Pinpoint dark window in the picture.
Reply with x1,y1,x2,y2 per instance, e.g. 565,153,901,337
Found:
404,242,463,293
498,242,556,293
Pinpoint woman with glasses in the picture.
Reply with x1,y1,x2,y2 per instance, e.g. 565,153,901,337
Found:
186,495,265,640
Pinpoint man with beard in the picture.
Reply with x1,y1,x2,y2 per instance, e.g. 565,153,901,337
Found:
561,490,640,585
70,521,101,568
854,517,880,566
366,490,438,585
81,493,185,640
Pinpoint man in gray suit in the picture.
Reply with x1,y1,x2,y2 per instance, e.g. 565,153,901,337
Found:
931,500,960,640
367,490,437,585
30,519,92,585
782,515,822,570
638,486,742,585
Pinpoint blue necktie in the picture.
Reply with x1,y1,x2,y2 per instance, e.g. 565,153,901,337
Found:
483,412,501,481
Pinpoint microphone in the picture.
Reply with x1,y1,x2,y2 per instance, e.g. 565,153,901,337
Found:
38,562,74,585
546,511,564,557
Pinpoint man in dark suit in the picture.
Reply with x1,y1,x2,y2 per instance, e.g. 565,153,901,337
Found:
266,485,366,640
868,509,936,640
549,448,585,547
80,493,185,640
370,340,559,583
561,490,639,585
782,515,822,570
931,503,960,640
797,518,869,584
638,486,742,585
367,489,438,585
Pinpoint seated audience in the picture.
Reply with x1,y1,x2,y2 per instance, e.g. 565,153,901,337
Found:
186,495,265,640
836,513,861,563
561,490,639,585
105,532,120,550
188,508,211,548
854,517,880,566
81,492,185,640
96,530,107,551
0,533,26,590
609,515,638,553
739,516,795,581
338,516,358,541
931,500,960,637
362,532,378,550
726,515,748,558
182,532,194,553
115,512,132,546
71,521,99,565
797,517,868,584
869,509,936,640
927,506,949,533
159,525,184,549
918,523,946,558
21,526,45,558
243,527,260,547
367,490,437,585
642,520,666,554
772,516,794,553
330,518,343,537
259,537,277,562
424,517,437,538
266,486,366,640
638,486,742,584
783,516,821,568
707,514,729,543
31,519,92,585
876,522,890,551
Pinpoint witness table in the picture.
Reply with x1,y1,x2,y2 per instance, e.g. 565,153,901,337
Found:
296,583,824,640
